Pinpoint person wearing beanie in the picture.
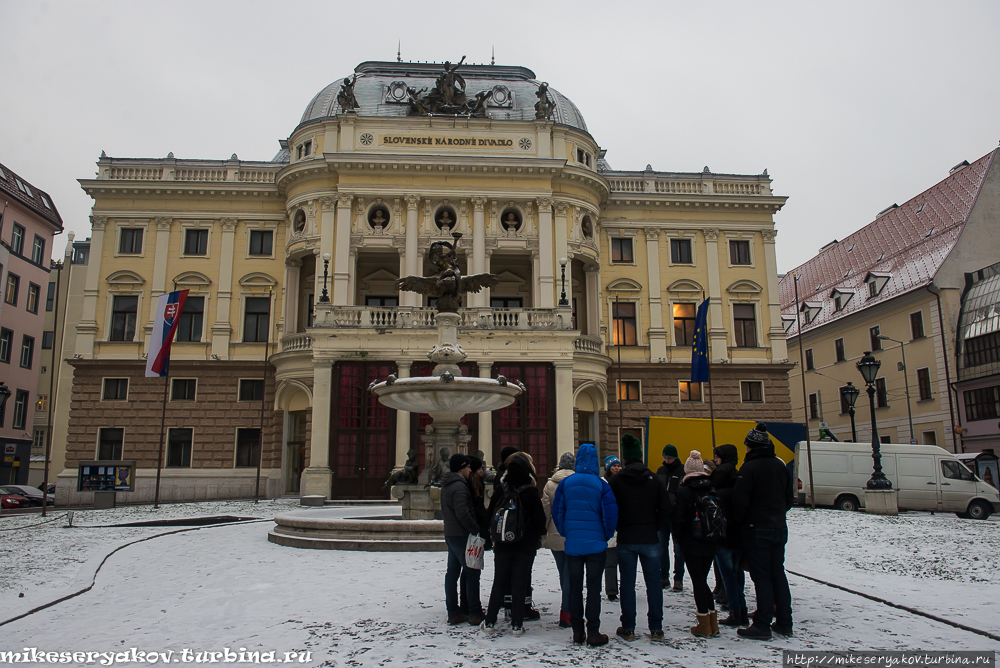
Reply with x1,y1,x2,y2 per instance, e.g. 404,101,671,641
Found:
656,443,687,591
601,454,622,604
604,455,622,474
733,423,794,640
711,444,748,628
672,450,719,638
609,432,671,641
440,451,482,626
467,454,491,605
541,451,576,627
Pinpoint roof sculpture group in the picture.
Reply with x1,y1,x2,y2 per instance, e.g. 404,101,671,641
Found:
337,57,555,120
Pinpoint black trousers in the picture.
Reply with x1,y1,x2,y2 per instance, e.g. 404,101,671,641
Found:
746,525,793,629
684,554,716,614
485,548,536,628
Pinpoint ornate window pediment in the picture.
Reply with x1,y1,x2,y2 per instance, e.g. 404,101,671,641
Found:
607,278,642,292
726,279,763,294
667,279,703,293
173,271,212,288
361,269,399,293
106,270,145,286
238,272,277,291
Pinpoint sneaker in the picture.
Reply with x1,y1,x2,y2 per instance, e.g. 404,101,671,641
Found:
672,580,683,592
587,632,610,647
448,614,469,625
650,630,664,641
737,624,772,640
572,631,586,644
771,622,793,637
523,607,541,621
512,626,524,637
559,611,572,628
480,621,498,635
615,627,636,641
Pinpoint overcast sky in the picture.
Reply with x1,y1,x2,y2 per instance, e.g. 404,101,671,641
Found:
1,0,997,273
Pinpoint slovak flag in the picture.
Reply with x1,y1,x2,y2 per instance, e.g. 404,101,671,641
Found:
145,290,189,378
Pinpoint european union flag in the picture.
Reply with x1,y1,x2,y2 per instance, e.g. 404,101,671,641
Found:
691,298,710,383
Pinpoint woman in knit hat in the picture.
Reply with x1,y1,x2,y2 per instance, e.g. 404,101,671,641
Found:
541,451,576,627
602,453,623,602
672,450,719,638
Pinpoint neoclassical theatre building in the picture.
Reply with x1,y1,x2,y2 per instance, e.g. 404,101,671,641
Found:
58,60,792,503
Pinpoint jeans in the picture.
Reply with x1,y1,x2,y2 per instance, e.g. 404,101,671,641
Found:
604,545,618,597
685,554,715,614
485,548,536,628
715,547,746,610
551,550,571,613
444,534,481,618
745,525,792,629
616,543,664,632
567,550,606,634
658,523,686,582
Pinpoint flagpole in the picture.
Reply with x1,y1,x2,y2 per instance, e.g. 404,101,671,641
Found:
703,292,717,452
153,370,169,509
793,273,816,510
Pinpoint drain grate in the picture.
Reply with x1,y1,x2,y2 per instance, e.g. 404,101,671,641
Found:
110,515,259,527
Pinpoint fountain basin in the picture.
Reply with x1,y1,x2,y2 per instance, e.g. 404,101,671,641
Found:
371,376,520,422
268,508,446,551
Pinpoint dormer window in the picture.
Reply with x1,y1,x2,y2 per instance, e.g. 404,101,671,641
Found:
867,280,877,298
801,302,822,325
864,272,890,299
834,294,842,311
830,288,854,312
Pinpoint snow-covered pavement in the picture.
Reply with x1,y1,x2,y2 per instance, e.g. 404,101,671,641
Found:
1,503,997,667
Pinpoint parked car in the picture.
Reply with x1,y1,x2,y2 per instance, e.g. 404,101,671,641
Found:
1,484,54,506
0,487,31,509
795,441,1000,519
38,482,56,496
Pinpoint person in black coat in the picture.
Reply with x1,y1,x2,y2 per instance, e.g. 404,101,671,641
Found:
711,443,747,627
481,455,547,636
733,423,794,641
656,444,687,590
672,450,719,638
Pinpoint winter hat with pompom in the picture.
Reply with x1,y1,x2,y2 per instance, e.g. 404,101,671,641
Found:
620,433,644,463
744,422,772,448
604,455,622,471
683,450,708,482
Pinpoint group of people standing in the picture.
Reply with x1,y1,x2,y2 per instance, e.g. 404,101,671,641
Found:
440,421,794,645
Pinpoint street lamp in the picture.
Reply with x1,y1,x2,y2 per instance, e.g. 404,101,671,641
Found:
843,381,860,442
319,252,331,303
558,257,569,307
877,334,915,444
856,351,892,490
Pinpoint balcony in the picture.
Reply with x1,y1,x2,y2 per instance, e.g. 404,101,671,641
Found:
312,305,572,330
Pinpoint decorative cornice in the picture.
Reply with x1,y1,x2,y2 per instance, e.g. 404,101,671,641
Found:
220,218,237,232
704,228,720,242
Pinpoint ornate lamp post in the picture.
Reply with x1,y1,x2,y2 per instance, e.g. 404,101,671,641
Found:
319,252,331,304
857,351,892,490
558,257,569,307
877,334,915,443
843,381,860,442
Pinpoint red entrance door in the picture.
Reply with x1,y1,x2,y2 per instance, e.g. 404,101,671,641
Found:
492,363,556,487
330,361,397,499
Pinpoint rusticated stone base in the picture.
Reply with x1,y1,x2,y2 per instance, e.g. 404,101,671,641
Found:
390,484,442,520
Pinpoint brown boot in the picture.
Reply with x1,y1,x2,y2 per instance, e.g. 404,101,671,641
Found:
691,613,713,637
709,610,720,637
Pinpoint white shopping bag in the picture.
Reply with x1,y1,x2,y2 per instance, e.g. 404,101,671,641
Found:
465,534,486,569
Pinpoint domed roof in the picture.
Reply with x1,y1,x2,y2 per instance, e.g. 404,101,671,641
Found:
299,61,588,133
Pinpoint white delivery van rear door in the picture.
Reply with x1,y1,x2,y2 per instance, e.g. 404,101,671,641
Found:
896,454,940,512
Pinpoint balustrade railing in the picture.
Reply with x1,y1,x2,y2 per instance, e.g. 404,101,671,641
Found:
574,335,605,354
280,333,313,352
312,305,573,331
607,173,771,196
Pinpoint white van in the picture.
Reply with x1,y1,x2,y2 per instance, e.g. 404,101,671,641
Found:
795,441,1000,519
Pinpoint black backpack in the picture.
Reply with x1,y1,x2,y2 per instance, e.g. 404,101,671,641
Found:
691,488,727,541
490,481,532,544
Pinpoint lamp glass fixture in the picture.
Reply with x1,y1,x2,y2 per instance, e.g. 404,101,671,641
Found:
843,381,860,408
856,351,881,385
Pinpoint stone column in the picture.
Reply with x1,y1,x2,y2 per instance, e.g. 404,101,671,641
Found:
211,218,237,358
283,259,302,335
645,227,668,361
761,229,788,361
347,247,358,306
394,361,411,469
333,194,353,304
585,265,601,337
300,360,333,498
146,217,172,339
77,215,107,357
703,228,728,362
403,195,420,307
478,361,493,462
555,361,574,454
537,198,555,308
531,251,541,307
471,197,487,307
318,198,336,300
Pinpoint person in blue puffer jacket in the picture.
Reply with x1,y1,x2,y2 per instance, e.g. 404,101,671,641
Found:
552,443,618,647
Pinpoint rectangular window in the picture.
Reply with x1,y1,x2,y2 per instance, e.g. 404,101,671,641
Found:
611,237,633,263
98,428,124,460
11,224,25,255
729,240,751,265
839,386,853,414
31,235,45,265
36,395,48,411
183,229,208,255
875,377,888,408
805,348,814,371
0,328,11,363
46,281,55,311
365,295,399,307
249,230,273,256
235,428,262,467
611,302,637,346
239,379,265,401
243,297,270,342
916,368,932,401
679,381,702,402
809,393,819,419
741,381,763,402
867,281,878,299
672,303,696,346
176,296,204,342
835,338,846,362
734,304,757,347
910,311,924,339
964,332,1000,367
102,378,129,401
12,390,29,429
670,239,692,264
171,378,197,401
5,273,19,305
110,295,138,341
617,380,640,402
880,435,891,444
33,429,45,449
834,294,843,311
26,283,40,314
869,325,882,351
118,228,143,254
922,430,937,446
166,428,193,467
41,331,54,349
19,335,34,369
964,386,999,422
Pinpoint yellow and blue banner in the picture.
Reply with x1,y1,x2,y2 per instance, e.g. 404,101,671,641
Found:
645,416,803,467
